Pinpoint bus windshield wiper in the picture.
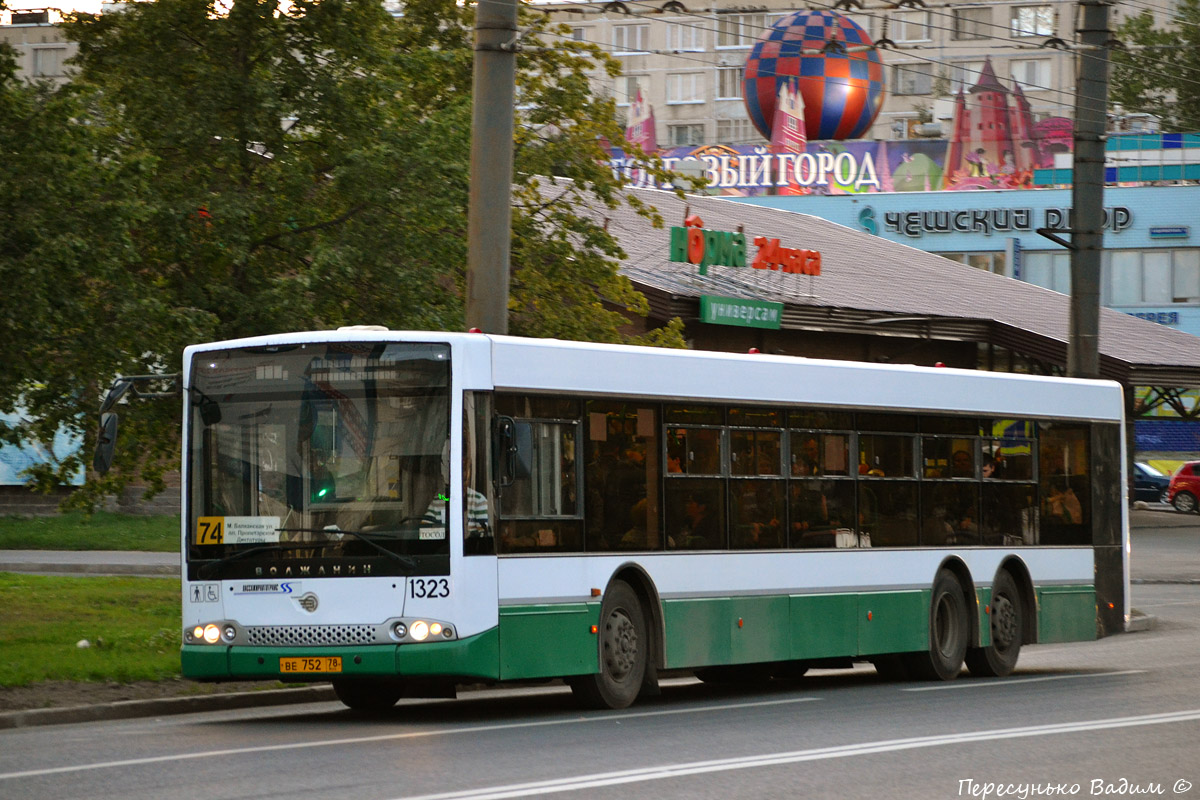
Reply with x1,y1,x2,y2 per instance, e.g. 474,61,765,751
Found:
196,530,418,577
276,527,419,572
196,541,328,578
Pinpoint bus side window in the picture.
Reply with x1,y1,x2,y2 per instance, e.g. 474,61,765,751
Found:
496,418,583,552
1038,423,1090,545
585,403,661,552
464,394,495,556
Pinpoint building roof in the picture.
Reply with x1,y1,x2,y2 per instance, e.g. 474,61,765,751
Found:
567,183,1200,388
970,58,1008,95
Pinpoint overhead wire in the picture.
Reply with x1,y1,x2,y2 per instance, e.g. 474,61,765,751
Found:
527,0,1200,98
502,0,1200,133
805,0,1200,93
529,5,1081,113
1111,0,1200,28
524,0,1081,107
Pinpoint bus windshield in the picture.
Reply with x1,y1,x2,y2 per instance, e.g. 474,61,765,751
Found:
186,341,451,580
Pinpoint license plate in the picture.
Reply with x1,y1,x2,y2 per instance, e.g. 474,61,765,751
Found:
279,656,342,674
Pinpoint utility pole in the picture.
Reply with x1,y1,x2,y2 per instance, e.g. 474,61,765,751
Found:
465,0,518,334
1067,0,1112,379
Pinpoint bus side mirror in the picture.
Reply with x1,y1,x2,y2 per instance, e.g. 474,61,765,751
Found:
512,422,532,480
93,412,119,475
198,394,222,426
493,416,531,491
99,379,133,414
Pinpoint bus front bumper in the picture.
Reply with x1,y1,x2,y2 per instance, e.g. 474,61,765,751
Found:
182,627,500,682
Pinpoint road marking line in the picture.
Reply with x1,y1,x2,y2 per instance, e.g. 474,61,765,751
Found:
391,709,1200,800
902,669,1147,691
0,696,818,781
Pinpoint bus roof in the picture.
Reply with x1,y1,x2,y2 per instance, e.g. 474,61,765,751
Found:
183,330,1124,423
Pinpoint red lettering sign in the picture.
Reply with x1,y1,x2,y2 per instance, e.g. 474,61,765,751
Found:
751,237,821,275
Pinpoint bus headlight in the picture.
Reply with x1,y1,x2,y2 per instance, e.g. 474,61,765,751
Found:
203,624,221,644
386,617,456,643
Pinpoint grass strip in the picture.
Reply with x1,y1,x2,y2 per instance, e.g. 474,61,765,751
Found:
0,512,179,552
0,573,181,686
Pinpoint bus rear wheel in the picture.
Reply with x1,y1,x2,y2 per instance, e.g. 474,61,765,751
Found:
332,678,404,712
966,570,1023,677
905,570,968,681
571,581,647,710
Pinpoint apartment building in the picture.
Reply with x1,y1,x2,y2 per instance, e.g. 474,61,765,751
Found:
542,0,1084,145
0,8,76,85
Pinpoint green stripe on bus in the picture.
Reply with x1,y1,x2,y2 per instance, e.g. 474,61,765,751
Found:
498,603,600,679
662,590,929,669
663,597,734,668
181,643,230,678
181,583,1097,683
182,629,503,682
399,627,500,679
1036,586,1097,643
977,586,993,648
854,591,929,655
790,593,857,659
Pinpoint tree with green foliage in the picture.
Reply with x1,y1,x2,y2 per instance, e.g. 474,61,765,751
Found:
1,0,684,508
0,21,191,505
1110,0,1200,131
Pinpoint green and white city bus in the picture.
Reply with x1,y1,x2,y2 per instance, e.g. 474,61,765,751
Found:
160,329,1128,710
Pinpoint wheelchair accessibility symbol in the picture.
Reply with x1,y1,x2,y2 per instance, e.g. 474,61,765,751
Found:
190,583,219,603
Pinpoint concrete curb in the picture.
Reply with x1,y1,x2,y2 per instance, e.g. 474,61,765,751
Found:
0,561,179,577
1126,613,1158,633
0,685,337,730
0,550,180,578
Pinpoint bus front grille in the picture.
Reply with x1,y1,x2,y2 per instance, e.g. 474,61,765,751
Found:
245,624,379,646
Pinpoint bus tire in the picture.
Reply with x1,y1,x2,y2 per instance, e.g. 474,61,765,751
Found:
571,580,647,710
332,678,404,712
905,570,968,681
966,570,1023,678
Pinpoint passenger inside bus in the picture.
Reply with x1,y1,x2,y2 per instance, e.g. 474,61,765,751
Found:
669,490,722,549
790,483,830,543
793,437,821,476
421,442,490,539
620,498,650,549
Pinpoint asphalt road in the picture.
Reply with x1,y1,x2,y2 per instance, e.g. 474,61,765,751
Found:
0,510,1197,800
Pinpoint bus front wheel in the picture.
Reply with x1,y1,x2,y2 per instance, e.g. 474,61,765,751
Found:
905,570,968,681
966,570,1023,677
332,678,404,712
571,580,647,710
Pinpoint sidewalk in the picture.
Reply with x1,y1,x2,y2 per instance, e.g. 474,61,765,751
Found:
0,685,337,729
1129,506,1200,528
0,549,178,577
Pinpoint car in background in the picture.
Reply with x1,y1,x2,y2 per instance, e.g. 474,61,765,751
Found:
1133,462,1171,505
1166,461,1200,513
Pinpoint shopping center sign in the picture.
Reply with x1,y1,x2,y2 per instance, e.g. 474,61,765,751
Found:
699,296,783,330
669,215,821,277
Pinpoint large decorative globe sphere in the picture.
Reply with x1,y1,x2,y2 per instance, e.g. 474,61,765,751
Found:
742,10,886,141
